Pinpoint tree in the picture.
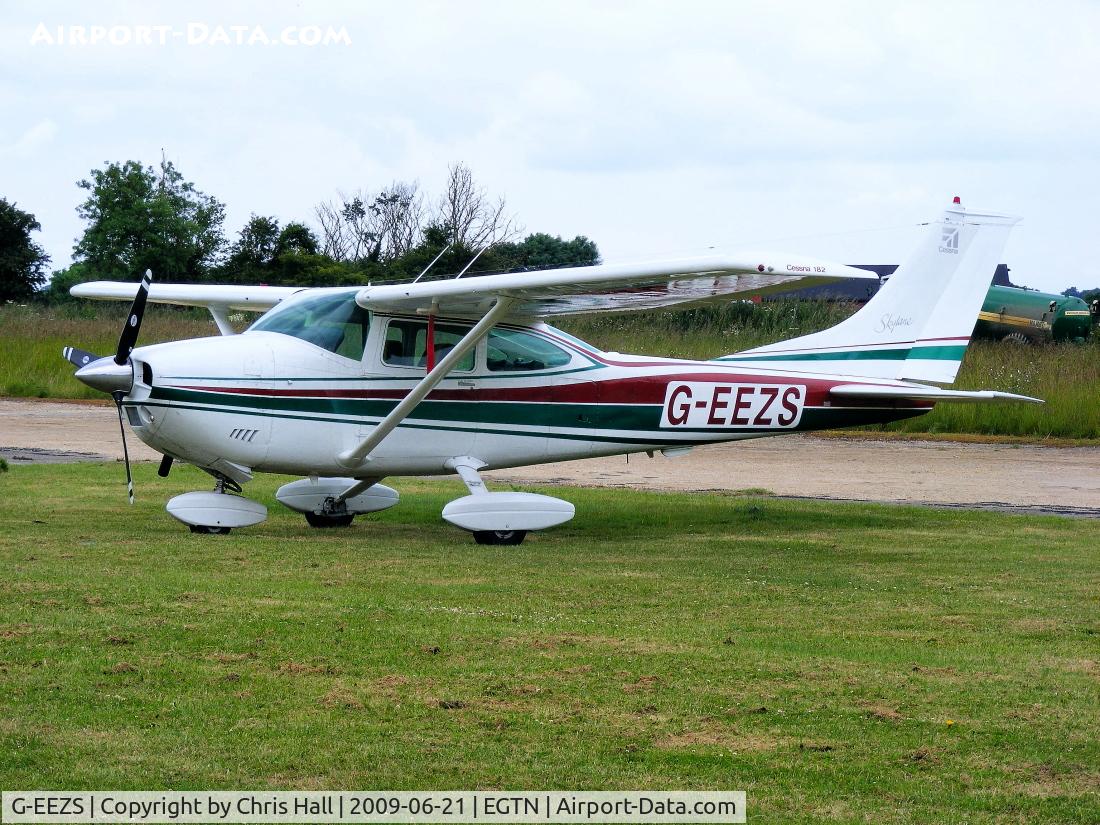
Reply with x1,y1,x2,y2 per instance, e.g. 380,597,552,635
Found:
276,222,319,257
315,193,371,262
368,181,423,261
219,216,326,284
225,214,280,280
315,183,423,263
315,164,518,267
0,198,50,301
500,233,600,270
73,158,226,282
43,263,92,304
435,162,517,248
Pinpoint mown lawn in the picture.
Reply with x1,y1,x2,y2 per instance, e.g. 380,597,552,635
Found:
0,463,1097,823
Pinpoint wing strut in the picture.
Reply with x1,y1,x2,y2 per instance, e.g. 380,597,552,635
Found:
208,305,237,336
336,296,517,469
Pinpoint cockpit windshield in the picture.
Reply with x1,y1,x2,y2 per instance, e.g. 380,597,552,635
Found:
248,290,370,361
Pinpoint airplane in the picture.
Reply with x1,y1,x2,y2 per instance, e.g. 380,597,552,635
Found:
63,199,1039,544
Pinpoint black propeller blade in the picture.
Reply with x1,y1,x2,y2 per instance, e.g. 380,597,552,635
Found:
62,346,103,369
115,269,153,366
112,391,135,505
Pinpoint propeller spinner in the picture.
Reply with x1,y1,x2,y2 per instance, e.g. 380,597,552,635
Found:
63,269,154,504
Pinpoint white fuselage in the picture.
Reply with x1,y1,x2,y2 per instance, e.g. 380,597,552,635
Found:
123,314,927,483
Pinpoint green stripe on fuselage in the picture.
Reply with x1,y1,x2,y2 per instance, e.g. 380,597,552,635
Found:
152,385,660,432
715,344,967,364
146,387,929,444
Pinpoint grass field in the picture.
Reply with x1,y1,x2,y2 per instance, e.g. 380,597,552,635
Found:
1,463,1098,822
2,302,1098,438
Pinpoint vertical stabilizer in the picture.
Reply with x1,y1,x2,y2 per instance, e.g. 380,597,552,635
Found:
716,201,1020,382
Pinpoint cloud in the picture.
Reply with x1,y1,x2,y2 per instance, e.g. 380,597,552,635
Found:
1,0,1098,291
1,119,58,157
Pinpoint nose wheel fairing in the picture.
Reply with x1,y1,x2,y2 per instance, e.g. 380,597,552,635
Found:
166,490,268,533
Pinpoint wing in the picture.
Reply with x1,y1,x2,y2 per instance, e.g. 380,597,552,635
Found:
70,251,873,319
70,282,304,312
353,253,876,318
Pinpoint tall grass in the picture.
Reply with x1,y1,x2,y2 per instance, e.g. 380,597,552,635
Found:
0,304,220,399
561,300,858,360
881,340,1100,438
2,302,1096,438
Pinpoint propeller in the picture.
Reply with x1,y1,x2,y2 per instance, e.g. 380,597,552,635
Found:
115,269,152,365
63,269,154,504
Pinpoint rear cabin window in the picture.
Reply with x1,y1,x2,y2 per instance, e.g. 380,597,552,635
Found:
249,291,370,361
382,319,475,371
487,329,571,372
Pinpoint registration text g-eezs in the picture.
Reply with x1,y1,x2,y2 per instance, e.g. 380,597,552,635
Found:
662,382,806,429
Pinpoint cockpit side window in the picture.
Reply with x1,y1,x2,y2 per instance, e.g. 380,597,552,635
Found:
248,291,370,361
486,328,572,372
382,319,475,371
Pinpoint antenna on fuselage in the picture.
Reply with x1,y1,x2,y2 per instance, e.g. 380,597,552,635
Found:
412,243,452,284
454,244,491,280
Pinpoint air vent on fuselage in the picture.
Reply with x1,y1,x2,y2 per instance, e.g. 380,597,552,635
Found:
228,428,259,443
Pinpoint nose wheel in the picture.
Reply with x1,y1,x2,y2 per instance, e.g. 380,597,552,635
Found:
189,524,232,535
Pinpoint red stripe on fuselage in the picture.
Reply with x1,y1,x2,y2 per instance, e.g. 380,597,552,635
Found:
169,374,930,409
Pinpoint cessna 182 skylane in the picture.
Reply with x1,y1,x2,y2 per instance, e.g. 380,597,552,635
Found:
65,199,1038,544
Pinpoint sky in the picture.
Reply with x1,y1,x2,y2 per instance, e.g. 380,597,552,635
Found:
2,0,1099,293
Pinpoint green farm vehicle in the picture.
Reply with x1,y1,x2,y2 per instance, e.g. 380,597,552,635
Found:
974,285,1094,344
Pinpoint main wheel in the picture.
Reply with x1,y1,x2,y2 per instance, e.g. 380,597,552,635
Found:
305,511,355,528
189,524,231,535
472,530,527,546
1002,331,1031,345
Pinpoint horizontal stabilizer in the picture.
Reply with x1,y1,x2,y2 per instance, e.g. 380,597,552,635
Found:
830,384,1043,404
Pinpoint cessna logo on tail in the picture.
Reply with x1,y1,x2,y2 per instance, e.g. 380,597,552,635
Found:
662,382,806,429
939,226,959,254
